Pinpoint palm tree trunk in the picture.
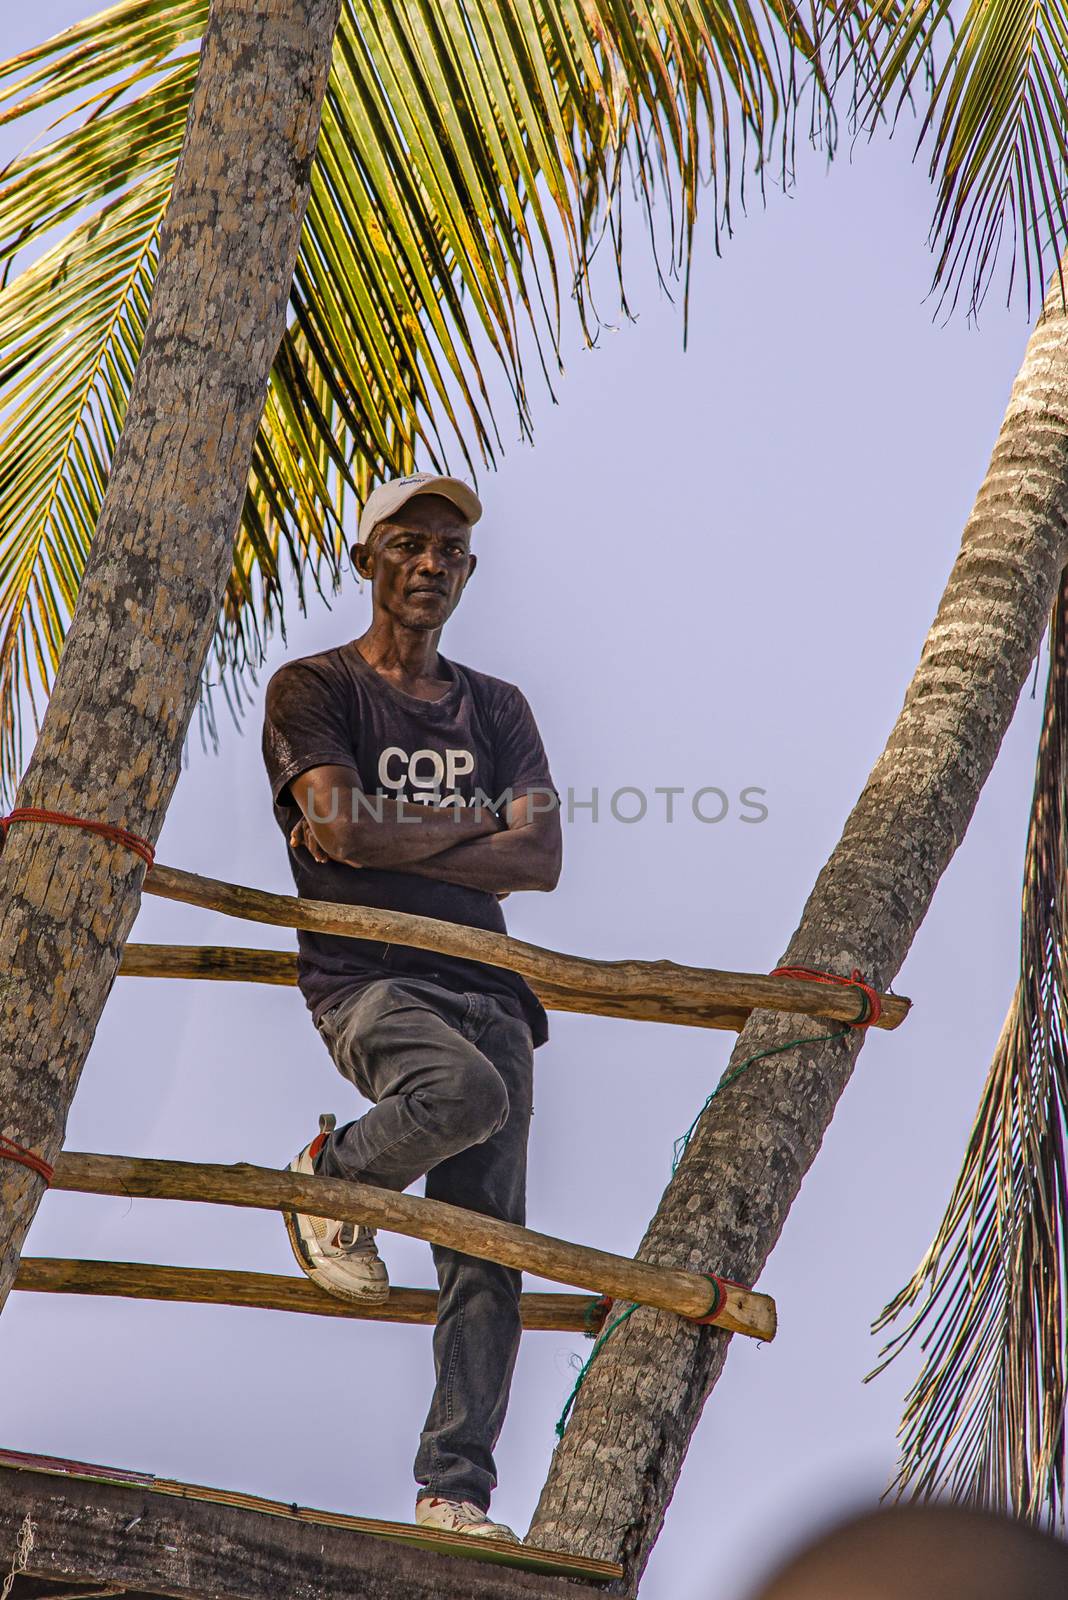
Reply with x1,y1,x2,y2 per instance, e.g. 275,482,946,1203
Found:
527,259,1068,1590
0,0,338,1311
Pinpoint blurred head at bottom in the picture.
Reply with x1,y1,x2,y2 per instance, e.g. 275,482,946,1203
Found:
746,1503,1068,1600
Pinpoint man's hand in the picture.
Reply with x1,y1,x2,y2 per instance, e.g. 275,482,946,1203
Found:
290,813,516,890
290,762,503,871
290,816,339,865
397,790,561,894
287,764,559,896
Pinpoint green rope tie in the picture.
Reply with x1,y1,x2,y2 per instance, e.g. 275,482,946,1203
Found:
557,1302,640,1437
670,1025,850,1174
554,1025,850,1438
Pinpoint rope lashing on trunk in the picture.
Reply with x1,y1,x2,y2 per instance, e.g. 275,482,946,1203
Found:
583,1294,612,1335
769,967,881,1027
671,1025,855,1175
559,1275,736,1435
558,1303,641,1432
0,1136,54,1185
0,808,155,868
559,970,879,1436
692,1272,746,1324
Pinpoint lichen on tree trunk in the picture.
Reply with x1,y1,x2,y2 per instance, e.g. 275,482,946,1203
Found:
0,0,340,1312
527,261,1068,1591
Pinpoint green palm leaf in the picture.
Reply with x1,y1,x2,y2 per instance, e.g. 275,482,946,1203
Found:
870,572,1068,1521
0,0,859,798
863,0,1068,311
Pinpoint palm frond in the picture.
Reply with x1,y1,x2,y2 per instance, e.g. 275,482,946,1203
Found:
869,571,1068,1522
861,0,1068,313
0,4,202,786
0,176,173,786
0,0,839,798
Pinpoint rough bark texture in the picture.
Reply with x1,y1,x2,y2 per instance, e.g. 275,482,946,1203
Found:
527,263,1068,1590
0,0,339,1312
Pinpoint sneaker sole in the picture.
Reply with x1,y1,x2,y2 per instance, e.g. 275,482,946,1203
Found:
414,1512,521,1542
283,1191,390,1307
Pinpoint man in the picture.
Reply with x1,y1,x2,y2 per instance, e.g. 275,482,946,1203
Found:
261,472,561,1542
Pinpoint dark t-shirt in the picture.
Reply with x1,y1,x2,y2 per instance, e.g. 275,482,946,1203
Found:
261,641,556,1047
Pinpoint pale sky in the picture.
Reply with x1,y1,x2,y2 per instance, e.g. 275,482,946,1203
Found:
0,7,1048,1597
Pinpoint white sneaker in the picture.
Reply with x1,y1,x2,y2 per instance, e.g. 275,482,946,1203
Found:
284,1114,389,1305
415,1497,520,1542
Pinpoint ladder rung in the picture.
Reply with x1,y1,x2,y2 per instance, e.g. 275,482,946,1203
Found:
13,1258,606,1333
50,1152,777,1341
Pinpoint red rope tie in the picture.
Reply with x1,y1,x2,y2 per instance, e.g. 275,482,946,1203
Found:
692,1272,750,1325
583,1294,613,1336
0,1135,54,1185
770,965,882,1028
0,808,154,868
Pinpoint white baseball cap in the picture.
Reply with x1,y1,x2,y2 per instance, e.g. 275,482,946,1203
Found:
357,472,482,547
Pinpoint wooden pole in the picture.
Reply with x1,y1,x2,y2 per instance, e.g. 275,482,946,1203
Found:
13,1258,605,1334
50,1154,777,1341
142,864,910,1031
122,944,299,986
0,0,341,1324
118,943,752,1030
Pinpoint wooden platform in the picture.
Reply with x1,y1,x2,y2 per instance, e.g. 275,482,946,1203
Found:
0,1450,624,1597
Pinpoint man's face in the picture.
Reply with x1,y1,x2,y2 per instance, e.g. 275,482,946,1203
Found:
354,494,476,632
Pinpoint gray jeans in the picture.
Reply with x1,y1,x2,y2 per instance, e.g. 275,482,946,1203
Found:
313,975,534,1511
